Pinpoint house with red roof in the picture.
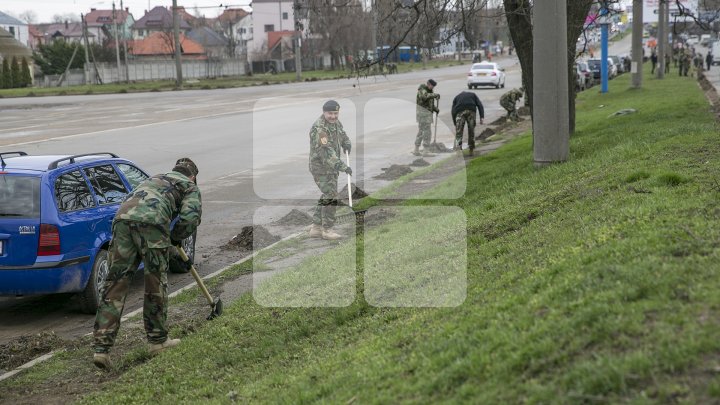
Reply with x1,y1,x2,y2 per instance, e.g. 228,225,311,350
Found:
129,31,206,60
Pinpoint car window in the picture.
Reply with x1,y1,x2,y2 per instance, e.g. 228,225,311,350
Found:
117,163,149,190
84,165,128,205
0,175,40,218
55,170,96,212
473,64,495,70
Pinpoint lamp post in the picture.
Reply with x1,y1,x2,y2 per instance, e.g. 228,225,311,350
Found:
599,7,610,93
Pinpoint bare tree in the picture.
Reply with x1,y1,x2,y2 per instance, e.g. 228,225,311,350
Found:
18,10,37,24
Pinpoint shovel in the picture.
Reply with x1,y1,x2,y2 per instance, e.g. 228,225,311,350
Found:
335,150,367,225
432,96,439,145
177,246,223,320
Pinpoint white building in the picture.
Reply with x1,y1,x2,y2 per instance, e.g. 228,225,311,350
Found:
249,0,296,61
0,11,30,48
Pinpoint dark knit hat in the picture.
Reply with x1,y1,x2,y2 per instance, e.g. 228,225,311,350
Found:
174,157,199,177
427,79,437,86
323,100,340,112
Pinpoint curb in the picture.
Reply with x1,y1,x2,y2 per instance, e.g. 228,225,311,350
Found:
0,231,305,383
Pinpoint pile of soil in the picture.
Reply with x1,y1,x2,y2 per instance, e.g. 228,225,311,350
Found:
224,225,281,251
0,332,62,372
374,164,413,180
274,209,312,226
476,127,495,141
427,142,453,153
339,183,369,200
410,158,430,167
490,116,507,126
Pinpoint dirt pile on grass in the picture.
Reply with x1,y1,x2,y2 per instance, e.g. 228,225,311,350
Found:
410,158,430,167
339,183,369,200
274,209,313,226
0,332,62,373
374,165,413,180
490,116,507,125
427,142,453,153
224,226,281,251
476,128,495,141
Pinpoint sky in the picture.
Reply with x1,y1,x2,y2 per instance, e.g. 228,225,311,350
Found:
1,0,251,24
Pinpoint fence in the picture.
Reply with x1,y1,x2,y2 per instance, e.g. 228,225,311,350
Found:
40,58,247,87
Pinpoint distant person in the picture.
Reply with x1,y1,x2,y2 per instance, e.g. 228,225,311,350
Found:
415,79,440,156
307,100,352,241
707,53,713,71
650,50,658,74
500,88,523,121
451,91,485,156
93,158,202,370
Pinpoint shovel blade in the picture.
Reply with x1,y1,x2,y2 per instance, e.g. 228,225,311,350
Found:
207,298,223,320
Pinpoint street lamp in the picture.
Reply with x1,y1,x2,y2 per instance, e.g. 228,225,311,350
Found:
599,7,611,93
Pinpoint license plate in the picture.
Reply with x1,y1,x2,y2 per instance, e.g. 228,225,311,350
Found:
479,73,487,76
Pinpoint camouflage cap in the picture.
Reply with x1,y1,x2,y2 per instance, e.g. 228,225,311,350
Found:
175,157,199,177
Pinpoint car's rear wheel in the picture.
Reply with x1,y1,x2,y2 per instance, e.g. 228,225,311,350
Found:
467,84,472,89
170,231,196,274
79,249,109,314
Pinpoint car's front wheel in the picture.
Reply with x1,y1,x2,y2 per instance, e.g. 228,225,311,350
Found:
79,249,109,314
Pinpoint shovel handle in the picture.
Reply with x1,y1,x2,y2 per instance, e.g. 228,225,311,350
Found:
345,150,353,208
177,246,214,306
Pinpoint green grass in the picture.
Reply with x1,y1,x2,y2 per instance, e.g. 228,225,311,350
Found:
5,66,720,403
0,60,461,99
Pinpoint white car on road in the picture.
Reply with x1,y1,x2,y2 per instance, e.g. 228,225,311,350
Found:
467,62,506,89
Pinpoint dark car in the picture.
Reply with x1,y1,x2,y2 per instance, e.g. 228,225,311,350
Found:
0,152,196,313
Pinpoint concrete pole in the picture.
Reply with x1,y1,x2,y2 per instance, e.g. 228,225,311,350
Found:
81,14,92,85
172,0,183,87
113,2,122,83
294,1,302,81
121,0,130,83
533,0,569,166
657,0,666,78
370,0,377,60
631,0,643,88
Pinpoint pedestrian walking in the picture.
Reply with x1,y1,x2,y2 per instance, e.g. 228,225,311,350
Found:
706,53,713,71
307,100,352,241
415,79,440,156
650,50,658,74
93,158,202,369
500,88,524,121
451,91,484,156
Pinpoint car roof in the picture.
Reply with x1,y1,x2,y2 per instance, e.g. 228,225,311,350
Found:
0,153,127,173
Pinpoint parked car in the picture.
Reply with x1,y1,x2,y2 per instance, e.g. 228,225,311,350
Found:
577,61,594,88
0,152,196,313
587,58,603,81
607,57,618,78
467,61,506,89
712,41,720,66
574,63,587,91
609,55,624,74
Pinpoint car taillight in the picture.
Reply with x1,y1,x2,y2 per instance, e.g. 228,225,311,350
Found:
491,72,497,76
38,224,61,256
467,72,472,76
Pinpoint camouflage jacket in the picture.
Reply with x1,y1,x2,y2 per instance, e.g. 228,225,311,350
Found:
114,171,202,248
416,84,439,121
500,89,523,106
309,115,351,174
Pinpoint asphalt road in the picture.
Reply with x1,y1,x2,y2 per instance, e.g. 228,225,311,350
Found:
0,57,522,345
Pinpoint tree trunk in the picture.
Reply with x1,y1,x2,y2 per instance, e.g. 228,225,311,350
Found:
567,1,594,135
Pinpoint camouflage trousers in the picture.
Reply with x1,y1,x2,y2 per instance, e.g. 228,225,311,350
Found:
312,172,339,228
94,220,170,352
501,99,519,120
415,119,433,147
454,110,476,150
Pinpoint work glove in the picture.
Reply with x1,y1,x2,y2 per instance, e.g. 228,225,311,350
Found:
432,93,440,99
434,107,440,114
344,167,353,176
171,238,183,248
343,144,351,154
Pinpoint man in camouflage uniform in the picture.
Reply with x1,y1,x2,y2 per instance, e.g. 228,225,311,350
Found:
308,100,352,240
451,91,485,155
500,88,524,121
93,158,202,369
415,79,440,156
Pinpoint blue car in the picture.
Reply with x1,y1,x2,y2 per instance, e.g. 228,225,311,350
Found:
0,152,196,313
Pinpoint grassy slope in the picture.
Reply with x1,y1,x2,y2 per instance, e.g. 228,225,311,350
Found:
6,69,715,404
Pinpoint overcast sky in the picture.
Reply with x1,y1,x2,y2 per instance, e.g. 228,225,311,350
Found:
1,0,251,24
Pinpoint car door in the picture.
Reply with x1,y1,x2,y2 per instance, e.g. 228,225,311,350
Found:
83,164,130,247
53,169,101,261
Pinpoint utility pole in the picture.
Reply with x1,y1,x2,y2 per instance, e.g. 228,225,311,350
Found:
533,0,569,166
113,2,122,83
81,14,92,84
370,0,377,61
121,0,130,83
631,0,643,88
657,0,666,78
293,0,302,81
172,0,183,88
278,0,284,72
